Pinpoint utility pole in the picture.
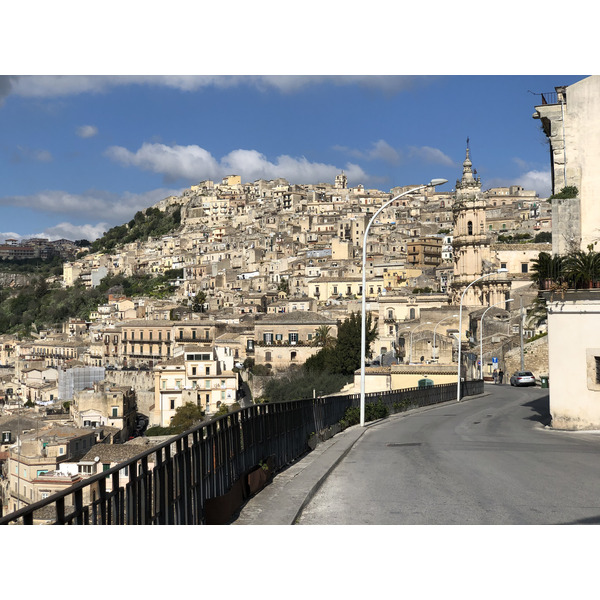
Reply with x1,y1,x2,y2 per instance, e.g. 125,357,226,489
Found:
520,296,525,371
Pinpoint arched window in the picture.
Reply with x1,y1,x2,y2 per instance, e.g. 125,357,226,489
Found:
410,308,416,320
467,221,473,235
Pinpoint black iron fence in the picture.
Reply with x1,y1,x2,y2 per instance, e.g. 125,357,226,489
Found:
0,380,483,525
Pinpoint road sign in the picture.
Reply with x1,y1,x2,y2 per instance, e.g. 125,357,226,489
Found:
492,357,498,365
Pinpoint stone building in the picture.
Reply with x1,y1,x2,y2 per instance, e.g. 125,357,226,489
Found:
533,76,600,254
450,144,511,308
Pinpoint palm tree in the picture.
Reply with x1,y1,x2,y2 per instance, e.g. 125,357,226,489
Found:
564,248,600,288
531,252,566,289
313,324,335,349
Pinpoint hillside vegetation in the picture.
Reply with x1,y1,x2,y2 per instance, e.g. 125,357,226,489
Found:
89,206,181,254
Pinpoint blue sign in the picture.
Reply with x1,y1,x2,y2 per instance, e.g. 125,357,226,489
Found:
492,357,498,364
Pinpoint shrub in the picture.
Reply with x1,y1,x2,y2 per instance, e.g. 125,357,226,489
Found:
339,400,389,429
548,186,578,200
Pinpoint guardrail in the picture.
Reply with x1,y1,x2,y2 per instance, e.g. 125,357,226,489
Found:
0,380,483,525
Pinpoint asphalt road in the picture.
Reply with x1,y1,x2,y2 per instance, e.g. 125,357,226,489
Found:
297,384,600,525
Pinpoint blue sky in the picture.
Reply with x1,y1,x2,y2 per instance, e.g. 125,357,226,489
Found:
0,74,586,243
1,4,591,245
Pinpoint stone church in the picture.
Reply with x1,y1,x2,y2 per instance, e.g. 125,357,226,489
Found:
450,144,511,307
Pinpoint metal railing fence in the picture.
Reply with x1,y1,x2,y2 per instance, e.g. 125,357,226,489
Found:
0,380,483,525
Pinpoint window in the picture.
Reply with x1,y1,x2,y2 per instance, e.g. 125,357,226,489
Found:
112,407,118,417
289,333,299,344
170,399,175,410
521,263,529,274
265,351,272,362
205,366,210,375
192,366,197,375
467,221,473,235
596,357,600,384
501,262,507,270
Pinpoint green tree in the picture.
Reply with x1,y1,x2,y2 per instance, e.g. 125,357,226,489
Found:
169,402,205,433
306,312,377,376
192,291,206,312
534,231,552,243
564,247,600,288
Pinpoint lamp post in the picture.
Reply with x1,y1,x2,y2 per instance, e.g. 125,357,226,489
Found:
432,314,458,363
456,269,507,402
479,298,514,379
360,178,448,426
409,321,432,364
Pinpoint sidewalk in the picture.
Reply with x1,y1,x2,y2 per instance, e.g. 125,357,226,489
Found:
231,393,488,525
231,425,366,525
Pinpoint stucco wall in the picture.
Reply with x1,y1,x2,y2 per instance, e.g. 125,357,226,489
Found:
547,294,600,429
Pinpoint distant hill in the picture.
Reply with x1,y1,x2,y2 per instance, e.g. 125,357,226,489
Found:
89,205,182,253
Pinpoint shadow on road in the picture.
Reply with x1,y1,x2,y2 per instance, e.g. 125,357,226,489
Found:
523,393,550,424
559,515,600,525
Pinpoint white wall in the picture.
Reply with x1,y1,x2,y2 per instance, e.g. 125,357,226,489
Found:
547,294,600,429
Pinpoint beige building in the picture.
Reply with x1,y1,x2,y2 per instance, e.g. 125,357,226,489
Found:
153,346,239,426
352,364,457,393
451,145,511,309
252,311,338,370
6,427,97,514
71,382,137,442
534,76,600,254
546,291,600,429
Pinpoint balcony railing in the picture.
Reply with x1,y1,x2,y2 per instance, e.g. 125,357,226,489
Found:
0,381,483,525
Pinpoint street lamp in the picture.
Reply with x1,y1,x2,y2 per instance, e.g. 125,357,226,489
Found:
479,298,514,379
409,321,432,364
360,178,448,426
456,268,508,402
432,314,458,363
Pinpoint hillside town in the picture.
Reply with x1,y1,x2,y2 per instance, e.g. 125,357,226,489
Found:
4,74,600,521
0,147,552,516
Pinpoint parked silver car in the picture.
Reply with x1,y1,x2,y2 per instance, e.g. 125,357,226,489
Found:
510,371,536,387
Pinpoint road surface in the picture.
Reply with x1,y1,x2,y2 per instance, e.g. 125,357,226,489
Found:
297,384,600,525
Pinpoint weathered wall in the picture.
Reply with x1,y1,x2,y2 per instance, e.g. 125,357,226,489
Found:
104,370,155,416
504,335,548,380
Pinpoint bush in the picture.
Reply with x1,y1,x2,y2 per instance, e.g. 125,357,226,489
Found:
339,400,389,428
548,186,578,200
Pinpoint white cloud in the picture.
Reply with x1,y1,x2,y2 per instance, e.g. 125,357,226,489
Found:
0,187,184,225
76,124,98,138
334,139,402,165
36,222,111,242
515,170,552,198
106,142,369,185
0,75,431,103
408,146,455,166
0,231,22,243
105,143,220,181
485,169,552,198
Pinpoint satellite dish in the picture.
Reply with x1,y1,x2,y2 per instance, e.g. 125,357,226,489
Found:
94,456,100,462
